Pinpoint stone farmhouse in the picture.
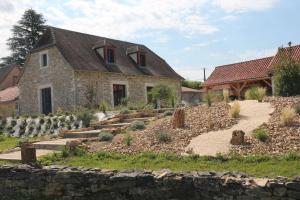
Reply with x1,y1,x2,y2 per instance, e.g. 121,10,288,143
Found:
0,64,22,91
204,44,300,98
19,27,183,114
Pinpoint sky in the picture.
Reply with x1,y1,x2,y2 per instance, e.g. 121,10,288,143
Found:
0,0,300,81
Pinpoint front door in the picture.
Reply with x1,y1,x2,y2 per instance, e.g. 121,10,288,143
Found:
41,87,52,115
113,84,126,106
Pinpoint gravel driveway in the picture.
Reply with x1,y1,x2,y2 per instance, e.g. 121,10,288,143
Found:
186,100,274,156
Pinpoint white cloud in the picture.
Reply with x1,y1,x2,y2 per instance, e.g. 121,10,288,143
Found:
236,48,277,61
213,0,279,13
174,67,215,81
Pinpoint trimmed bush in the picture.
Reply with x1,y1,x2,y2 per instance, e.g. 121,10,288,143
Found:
245,87,258,100
229,101,240,118
39,118,45,124
130,121,145,131
280,107,296,126
10,119,17,127
253,129,268,142
156,130,171,143
99,132,114,141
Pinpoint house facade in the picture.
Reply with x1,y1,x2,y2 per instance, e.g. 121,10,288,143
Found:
19,27,183,114
0,64,22,91
204,44,300,98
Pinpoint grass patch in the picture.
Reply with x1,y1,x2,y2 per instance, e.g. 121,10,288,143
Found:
0,137,19,152
39,150,300,178
253,129,268,142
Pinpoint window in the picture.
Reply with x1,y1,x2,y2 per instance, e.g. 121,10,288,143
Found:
41,53,48,67
139,53,146,66
113,84,126,106
13,76,18,85
106,48,115,64
146,86,153,103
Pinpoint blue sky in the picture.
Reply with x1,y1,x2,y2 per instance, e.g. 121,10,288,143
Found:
0,0,299,80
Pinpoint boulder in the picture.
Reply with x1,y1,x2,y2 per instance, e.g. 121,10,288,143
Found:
230,130,245,145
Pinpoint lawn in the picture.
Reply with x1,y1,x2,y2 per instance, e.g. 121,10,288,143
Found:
0,137,19,152
40,150,300,178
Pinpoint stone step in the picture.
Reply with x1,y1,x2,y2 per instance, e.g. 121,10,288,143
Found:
64,130,101,138
122,117,155,123
94,122,131,129
32,139,78,150
0,149,59,161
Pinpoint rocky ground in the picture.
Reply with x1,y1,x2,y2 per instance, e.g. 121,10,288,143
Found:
233,96,300,155
103,103,237,154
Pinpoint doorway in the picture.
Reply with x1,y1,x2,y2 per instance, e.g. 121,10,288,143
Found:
113,84,126,106
40,87,52,115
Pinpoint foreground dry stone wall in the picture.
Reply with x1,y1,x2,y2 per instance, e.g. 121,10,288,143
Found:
0,165,300,200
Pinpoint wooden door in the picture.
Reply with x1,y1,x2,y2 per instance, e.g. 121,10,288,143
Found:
113,84,126,106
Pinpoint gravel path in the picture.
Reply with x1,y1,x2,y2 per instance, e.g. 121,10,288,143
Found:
186,100,274,156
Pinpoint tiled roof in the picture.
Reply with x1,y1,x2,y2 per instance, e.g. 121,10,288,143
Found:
32,27,183,80
0,64,18,84
269,44,300,67
0,86,19,102
204,57,273,86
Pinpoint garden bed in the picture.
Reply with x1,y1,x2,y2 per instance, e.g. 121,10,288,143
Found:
233,96,300,155
103,103,237,154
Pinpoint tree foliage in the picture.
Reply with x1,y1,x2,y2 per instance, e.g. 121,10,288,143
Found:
182,80,202,89
1,9,46,65
150,83,176,108
274,44,300,96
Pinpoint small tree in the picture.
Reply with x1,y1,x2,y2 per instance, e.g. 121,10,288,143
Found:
182,80,202,89
1,9,46,65
274,43,300,96
150,84,176,108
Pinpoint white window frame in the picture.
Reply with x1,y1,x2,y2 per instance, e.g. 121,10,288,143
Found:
39,50,49,68
110,81,129,107
37,84,54,114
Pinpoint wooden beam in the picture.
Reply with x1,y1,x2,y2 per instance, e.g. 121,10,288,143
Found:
262,79,272,88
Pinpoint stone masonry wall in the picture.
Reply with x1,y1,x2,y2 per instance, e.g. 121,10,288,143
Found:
19,46,76,114
1,165,300,200
75,71,181,108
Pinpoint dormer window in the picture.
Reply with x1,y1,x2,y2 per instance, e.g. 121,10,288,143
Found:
106,48,115,64
93,40,116,64
139,53,146,66
127,46,147,67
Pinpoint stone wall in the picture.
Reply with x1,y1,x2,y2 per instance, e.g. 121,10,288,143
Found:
19,46,76,114
75,71,181,108
1,165,300,200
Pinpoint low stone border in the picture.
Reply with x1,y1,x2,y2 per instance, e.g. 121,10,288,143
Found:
0,165,299,199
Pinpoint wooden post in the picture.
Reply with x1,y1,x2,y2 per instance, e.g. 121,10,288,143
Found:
21,142,37,164
172,108,185,129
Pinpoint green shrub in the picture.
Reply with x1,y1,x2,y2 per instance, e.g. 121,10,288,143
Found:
59,116,66,123
124,133,133,146
156,130,171,143
39,118,45,124
99,132,114,141
69,115,74,122
229,101,240,118
61,147,69,158
182,80,202,89
253,129,268,142
143,104,155,110
48,113,54,117
10,119,17,127
245,87,258,100
163,110,173,117
205,92,213,107
150,84,176,108
120,97,128,107
120,109,131,114
99,100,109,113
274,45,300,96
130,121,145,131
76,108,95,128
52,122,58,129
293,104,300,115
36,124,41,131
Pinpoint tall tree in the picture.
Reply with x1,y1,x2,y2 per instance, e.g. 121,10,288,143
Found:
1,9,46,65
